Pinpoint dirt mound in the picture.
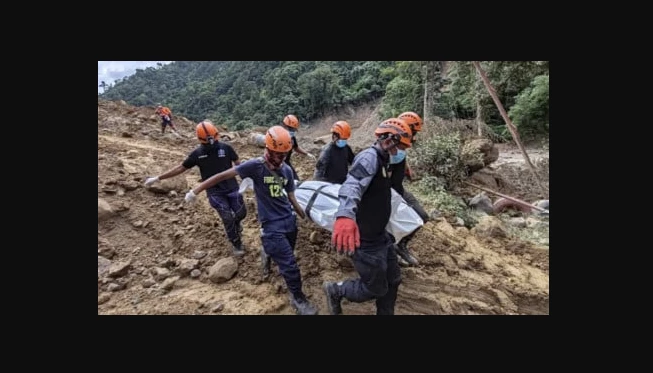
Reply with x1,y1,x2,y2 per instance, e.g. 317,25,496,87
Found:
98,98,548,315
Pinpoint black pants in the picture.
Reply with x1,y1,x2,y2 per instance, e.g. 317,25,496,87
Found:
340,233,402,315
283,158,300,181
402,190,429,222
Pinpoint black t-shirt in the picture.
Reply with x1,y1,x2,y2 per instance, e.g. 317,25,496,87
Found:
389,159,406,196
182,142,239,194
314,143,355,184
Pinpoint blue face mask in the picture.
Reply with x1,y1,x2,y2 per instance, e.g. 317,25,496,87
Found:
389,149,406,164
335,139,347,148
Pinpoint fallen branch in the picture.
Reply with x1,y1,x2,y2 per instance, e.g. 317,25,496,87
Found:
463,181,549,213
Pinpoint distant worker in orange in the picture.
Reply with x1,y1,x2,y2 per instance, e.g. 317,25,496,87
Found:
155,104,179,135
280,114,316,182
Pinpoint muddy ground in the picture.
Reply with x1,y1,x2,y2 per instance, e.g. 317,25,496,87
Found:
98,99,549,315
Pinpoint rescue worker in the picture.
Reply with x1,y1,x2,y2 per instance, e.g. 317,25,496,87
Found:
144,120,247,256
155,104,179,135
184,126,318,315
322,118,413,315
313,120,355,184
392,111,432,266
280,114,316,181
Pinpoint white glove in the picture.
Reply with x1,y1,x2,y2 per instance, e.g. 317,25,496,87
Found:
144,176,159,186
185,189,197,203
307,153,316,161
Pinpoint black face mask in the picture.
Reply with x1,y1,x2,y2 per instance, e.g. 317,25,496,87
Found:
264,148,287,169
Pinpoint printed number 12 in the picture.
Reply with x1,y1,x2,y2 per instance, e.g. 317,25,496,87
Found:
269,184,282,197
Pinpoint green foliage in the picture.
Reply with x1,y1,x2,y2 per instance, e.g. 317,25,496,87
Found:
410,132,468,189
508,75,549,139
100,61,394,129
380,77,422,119
411,177,477,226
99,61,549,143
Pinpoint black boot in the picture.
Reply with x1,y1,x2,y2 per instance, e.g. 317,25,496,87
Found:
232,239,245,257
290,293,318,315
323,281,343,315
395,241,419,266
260,247,271,279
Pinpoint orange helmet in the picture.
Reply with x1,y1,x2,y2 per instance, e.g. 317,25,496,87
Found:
283,114,300,129
196,121,219,144
332,121,351,140
398,111,423,133
374,118,412,148
265,125,293,152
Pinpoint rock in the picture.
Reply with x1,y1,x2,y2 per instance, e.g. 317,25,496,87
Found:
142,278,156,288
98,256,112,277
98,237,116,259
470,169,499,190
147,176,188,194
192,250,207,259
107,283,122,292
211,304,224,313
190,269,201,278
119,180,139,191
462,139,499,172
108,261,131,278
469,192,495,215
169,191,178,197
208,257,238,283
98,198,114,221
152,267,171,281
177,259,200,277
133,220,144,228
98,293,111,305
121,132,133,138
471,216,507,239
161,276,180,291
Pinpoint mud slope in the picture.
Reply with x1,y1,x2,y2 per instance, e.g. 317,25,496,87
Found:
98,99,549,315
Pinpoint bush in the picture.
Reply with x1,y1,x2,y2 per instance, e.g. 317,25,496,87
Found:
410,132,468,189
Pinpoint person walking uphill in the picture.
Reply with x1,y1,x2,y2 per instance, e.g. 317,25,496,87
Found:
144,120,247,256
281,114,316,181
313,120,355,184
322,118,413,315
155,104,179,135
184,125,318,315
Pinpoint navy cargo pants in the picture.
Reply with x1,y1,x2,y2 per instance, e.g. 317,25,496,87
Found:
261,215,304,298
339,232,402,315
208,189,247,247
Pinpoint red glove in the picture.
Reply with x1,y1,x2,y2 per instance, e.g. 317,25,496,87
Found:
332,217,360,255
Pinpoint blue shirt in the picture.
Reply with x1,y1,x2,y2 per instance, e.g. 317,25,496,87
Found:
236,158,297,230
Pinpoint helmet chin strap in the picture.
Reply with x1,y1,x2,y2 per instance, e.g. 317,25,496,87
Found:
201,122,214,145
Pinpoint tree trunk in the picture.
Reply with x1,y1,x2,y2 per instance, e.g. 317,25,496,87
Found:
474,68,485,137
423,64,428,124
476,101,484,137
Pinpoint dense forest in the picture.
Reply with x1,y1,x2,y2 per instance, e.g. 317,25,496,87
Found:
99,61,549,140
